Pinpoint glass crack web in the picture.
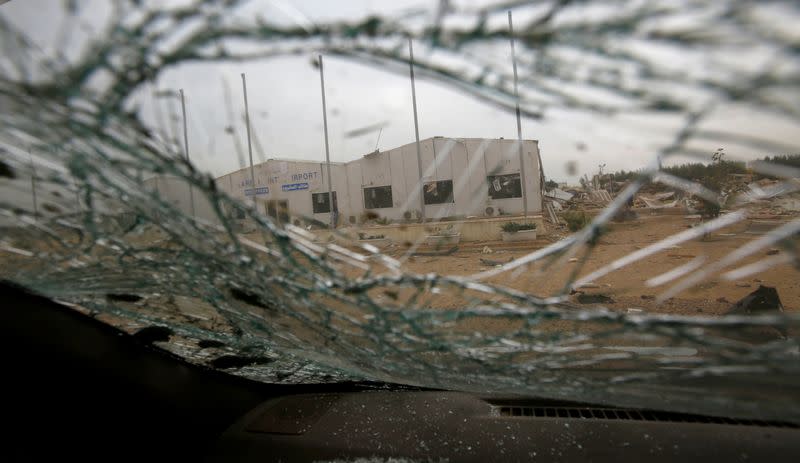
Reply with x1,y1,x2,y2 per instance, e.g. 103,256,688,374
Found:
1,0,800,421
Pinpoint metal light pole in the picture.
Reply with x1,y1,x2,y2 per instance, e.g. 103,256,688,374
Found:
179,89,196,218
241,73,257,207
318,55,335,229
408,37,426,222
221,77,247,169
508,11,528,218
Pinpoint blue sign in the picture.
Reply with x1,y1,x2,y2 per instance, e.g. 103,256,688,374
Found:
282,183,309,192
245,187,269,196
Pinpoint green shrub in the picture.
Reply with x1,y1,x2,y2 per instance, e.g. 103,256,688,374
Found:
358,232,385,240
501,222,537,233
699,199,721,219
563,211,590,232
759,154,800,172
662,159,746,180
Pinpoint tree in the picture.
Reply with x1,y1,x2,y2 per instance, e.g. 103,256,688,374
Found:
698,149,728,219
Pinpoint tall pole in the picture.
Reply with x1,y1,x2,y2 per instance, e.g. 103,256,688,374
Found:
408,37,426,222
241,73,257,207
29,148,38,219
508,11,528,218
179,89,196,218
318,55,335,229
221,77,247,168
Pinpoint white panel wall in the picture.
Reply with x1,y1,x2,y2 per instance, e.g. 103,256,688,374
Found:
525,139,542,214
389,149,408,211
446,138,471,217
424,138,457,220
398,141,421,220
418,137,435,180
311,163,349,226
478,138,542,216
432,137,456,180
344,161,363,225
463,139,491,216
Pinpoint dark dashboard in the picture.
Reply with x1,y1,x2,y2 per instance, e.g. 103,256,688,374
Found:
3,281,797,462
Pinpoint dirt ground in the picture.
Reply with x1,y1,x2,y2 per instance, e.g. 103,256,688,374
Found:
1,209,797,371
2,212,797,320
390,213,800,316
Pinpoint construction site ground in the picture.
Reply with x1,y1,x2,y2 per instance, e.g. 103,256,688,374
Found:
390,213,799,315
2,209,797,334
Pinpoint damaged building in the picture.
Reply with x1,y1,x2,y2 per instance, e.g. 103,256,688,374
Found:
149,136,544,227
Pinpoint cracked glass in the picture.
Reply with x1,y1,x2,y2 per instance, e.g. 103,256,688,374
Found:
1,0,799,422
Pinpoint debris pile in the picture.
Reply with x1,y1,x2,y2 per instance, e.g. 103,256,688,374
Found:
636,191,677,209
727,285,784,315
549,173,798,232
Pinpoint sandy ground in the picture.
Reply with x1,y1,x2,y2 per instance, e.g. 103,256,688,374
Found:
1,210,797,376
2,212,797,321
390,214,799,315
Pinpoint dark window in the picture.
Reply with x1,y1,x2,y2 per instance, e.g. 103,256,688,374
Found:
423,180,454,205
277,200,289,224
363,185,393,209
487,173,522,199
266,200,290,225
312,191,337,214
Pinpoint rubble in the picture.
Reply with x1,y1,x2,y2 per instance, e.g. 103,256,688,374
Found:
479,257,513,267
728,285,784,315
589,189,613,204
411,246,459,257
741,178,800,202
544,201,560,224
637,191,678,209
544,188,574,202
576,293,615,304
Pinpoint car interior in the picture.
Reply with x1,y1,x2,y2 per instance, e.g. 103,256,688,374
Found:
5,281,799,462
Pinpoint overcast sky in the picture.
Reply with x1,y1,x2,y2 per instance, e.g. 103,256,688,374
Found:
3,0,799,183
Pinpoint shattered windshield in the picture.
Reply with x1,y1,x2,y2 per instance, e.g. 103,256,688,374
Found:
2,0,800,422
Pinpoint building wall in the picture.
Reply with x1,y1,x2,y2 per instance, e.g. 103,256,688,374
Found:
353,137,542,222
344,161,363,225
149,137,542,227
214,159,350,226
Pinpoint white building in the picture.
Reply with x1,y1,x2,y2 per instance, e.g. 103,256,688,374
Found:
149,137,543,227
